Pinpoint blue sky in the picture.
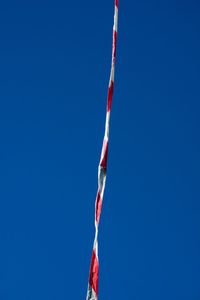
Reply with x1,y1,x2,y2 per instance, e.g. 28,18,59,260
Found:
0,0,200,299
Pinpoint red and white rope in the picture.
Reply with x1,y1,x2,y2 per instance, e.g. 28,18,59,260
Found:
86,1,118,299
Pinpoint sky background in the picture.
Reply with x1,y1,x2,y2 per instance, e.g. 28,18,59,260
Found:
0,0,200,299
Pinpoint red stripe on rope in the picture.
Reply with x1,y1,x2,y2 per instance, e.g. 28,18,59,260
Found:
113,30,117,60
89,250,99,296
95,191,102,223
100,140,109,170
107,80,114,112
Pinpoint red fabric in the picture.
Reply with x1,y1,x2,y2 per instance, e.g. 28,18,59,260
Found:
89,250,99,296
96,191,102,223
100,140,108,170
115,0,119,8
107,81,114,112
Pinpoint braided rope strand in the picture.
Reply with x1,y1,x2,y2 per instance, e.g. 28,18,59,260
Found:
86,1,118,299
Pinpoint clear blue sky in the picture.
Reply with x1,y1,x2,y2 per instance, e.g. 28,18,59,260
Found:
0,0,200,299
